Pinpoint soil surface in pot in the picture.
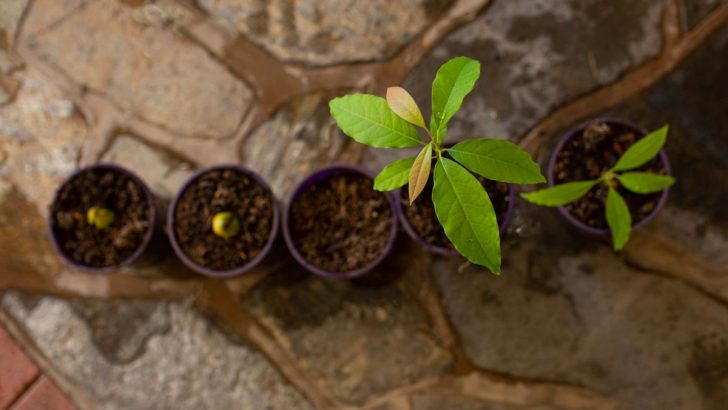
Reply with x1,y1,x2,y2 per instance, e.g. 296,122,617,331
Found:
289,172,393,273
174,169,274,271
553,121,667,229
51,168,152,268
402,176,511,250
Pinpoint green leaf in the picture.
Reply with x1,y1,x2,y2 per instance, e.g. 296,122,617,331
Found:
448,138,545,184
606,188,632,251
520,180,598,206
613,124,668,171
373,157,415,191
409,143,433,203
386,87,426,128
329,94,423,148
432,158,500,274
616,172,675,194
430,57,481,144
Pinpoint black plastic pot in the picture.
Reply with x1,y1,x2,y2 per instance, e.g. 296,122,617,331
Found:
47,163,157,273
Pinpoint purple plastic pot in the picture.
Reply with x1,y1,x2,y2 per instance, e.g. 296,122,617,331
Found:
398,184,516,256
283,164,399,279
547,118,671,238
167,165,280,277
47,163,157,273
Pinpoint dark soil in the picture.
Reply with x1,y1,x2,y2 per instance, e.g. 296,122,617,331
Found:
51,168,151,268
553,121,667,229
289,172,393,273
173,169,274,271
402,173,511,250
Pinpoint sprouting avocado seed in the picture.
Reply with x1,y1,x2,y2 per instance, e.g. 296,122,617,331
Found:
87,206,115,230
212,211,240,239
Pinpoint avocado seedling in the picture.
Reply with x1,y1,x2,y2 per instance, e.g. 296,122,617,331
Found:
522,124,675,251
329,56,545,274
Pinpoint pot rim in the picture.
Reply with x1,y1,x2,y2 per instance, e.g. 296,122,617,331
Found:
546,117,671,237
282,163,399,279
47,163,157,273
167,164,280,277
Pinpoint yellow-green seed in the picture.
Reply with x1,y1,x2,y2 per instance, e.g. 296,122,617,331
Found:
211,211,240,239
87,206,115,230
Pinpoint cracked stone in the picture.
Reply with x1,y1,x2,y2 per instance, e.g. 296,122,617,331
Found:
20,0,85,37
682,0,727,29
0,0,29,46
199,0,452,66
245,246,452,405
242,93,346,199
101,135,195,201
2,292,314,410
404,0,664,142
0,68,85,214
25,0,253,139
433,205,728,410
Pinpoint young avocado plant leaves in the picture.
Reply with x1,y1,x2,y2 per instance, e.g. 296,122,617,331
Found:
432,158,500,274
606,188,631,251
616,172,675,194
430,57,480,144
449,138,545,184
409,143,433,204
386,87,426,129
521,180,598,206
329,94,423,148
374,157,416,191
612,124,668,171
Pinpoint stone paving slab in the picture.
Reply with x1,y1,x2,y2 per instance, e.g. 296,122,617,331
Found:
199,0,453,66
2,292,314,410
0,0,727,409
23,0,253,139
244,243,453,405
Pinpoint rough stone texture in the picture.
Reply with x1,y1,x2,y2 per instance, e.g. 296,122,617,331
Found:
101,135,195,201
0,68,85,214
404,0,664,142
24,0,252,139
21,0,85,37
2,291,314,410
242,93,346,198
412,394,534,410
69,298,170,364
0,0,29,45
682,0,727,29
245,247,453,405
199,0,452,66
433,242,728,410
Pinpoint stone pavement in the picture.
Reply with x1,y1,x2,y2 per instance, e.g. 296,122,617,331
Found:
0,0,727,409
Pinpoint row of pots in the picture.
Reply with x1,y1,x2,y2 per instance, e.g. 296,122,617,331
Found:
47,119,670,278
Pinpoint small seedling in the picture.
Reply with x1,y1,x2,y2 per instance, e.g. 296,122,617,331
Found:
87,206,115,230
521,125,675,251
211,211,240,239
329,56,545,274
